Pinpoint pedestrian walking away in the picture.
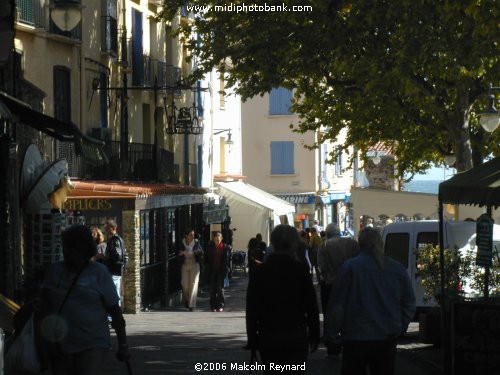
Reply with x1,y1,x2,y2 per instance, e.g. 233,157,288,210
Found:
179,229,203,311
204,232,231,312
246,224,320,374
325,226,415,375
38,224,130,375
104,219,128,307
317,223,360,356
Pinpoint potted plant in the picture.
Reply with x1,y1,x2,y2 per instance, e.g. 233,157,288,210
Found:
415,244,473,345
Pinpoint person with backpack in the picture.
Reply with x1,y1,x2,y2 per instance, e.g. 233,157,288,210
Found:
104,220,128,306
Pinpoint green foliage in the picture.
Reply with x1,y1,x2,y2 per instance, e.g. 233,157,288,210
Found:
161,0,500,176
416,244,500,302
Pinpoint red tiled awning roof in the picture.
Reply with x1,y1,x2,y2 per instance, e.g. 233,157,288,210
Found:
68,181,206,199
368,142,394,154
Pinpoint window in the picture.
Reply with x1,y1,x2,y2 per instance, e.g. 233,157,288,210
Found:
416,232,438,249
335,146,343,175
269,87,292,115
53,66,71,122
385,233,409,268
197,80,203,117
101,0,118,54
99,72,108,128
131,9,143,85
271,141,294,174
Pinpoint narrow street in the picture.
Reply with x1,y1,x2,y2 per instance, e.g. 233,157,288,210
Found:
104,274,443,375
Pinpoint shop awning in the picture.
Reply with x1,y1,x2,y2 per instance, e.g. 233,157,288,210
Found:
217,181,295,216
0,92,107,164
216,181,295,249
69,181,206,199
438,156,500,208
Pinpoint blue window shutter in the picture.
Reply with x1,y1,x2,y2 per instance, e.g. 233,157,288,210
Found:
271,141,294,174
197,80,203,117
269,87,292,115
132,9,143,85
271,141,282,173
269,88,280,115
282,141,294,173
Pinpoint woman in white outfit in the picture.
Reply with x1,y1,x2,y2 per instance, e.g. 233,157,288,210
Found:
179,230,203,311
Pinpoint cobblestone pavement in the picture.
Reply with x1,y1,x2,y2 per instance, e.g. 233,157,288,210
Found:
103,273,443,375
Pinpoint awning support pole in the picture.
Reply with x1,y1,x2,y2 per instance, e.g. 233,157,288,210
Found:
438,200,450,375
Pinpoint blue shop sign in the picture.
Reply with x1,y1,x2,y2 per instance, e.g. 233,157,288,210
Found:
276,194,316,204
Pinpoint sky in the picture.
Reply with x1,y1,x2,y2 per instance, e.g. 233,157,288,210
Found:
412,165,457,181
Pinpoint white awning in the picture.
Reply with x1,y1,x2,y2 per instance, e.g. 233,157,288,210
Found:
216,181,295,216
216,181,295,250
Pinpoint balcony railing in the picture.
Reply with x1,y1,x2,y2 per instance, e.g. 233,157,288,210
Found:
16,0,45,27
143,55,152,87
16,0,81,39
101,15,118,54
59,140,179,183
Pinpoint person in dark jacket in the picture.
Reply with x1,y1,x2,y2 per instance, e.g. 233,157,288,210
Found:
104,220,128,306
246,225,320,374
204,232,231,312
247,237,264,278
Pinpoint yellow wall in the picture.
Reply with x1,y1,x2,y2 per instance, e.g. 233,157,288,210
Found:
241,92,317,193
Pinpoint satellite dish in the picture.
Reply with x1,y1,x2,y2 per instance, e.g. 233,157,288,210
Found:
20,144,46,201
22,157,68,213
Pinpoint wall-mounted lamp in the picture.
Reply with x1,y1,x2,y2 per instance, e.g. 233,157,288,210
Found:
50,0,83,32
371,152,381,166
214,128,234,146
479,84,500,133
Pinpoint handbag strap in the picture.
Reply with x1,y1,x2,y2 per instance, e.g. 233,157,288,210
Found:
58,262,88,314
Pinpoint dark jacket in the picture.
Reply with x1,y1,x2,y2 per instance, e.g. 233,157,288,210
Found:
246,253,320,348
204,241,231,277
105,234,128,276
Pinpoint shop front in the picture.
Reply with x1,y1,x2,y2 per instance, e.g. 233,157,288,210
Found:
66,181,205,313
275,194,316,230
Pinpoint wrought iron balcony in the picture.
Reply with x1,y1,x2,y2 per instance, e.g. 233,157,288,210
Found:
16,0,45,27
59,140,179,183
101,15,118,54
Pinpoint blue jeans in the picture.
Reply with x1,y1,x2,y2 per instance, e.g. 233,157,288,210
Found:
112,275,122,306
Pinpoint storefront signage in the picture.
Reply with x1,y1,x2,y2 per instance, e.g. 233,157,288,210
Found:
476,213,494,267
203,208,228,225
64,199,113,211
276,194,315,204
143,194,204,210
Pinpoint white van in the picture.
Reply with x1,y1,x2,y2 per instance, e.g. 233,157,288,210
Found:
381,220,500,315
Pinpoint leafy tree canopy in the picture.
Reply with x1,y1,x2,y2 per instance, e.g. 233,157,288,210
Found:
161,0,499,177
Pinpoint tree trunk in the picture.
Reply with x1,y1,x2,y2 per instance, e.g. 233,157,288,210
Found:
453,90,473,172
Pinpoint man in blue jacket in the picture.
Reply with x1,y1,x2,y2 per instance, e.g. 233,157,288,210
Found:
325,227,415,375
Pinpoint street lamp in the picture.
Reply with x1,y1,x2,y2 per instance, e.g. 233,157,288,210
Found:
50,0,82,32
479,84,500,133
214,128,234,146
444,154,456,167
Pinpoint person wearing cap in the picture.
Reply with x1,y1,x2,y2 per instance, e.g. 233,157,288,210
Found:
317,223,360,357
325,227,415,374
